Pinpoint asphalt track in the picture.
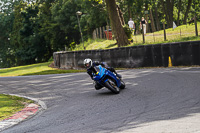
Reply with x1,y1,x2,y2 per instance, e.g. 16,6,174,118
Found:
0,68,200,133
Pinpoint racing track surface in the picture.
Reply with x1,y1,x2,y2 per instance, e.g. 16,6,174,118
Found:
0,68,200,133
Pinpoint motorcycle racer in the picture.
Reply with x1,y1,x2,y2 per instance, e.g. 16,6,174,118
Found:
84,58,121,90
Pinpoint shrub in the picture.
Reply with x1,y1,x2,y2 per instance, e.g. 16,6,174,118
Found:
123,24,133,39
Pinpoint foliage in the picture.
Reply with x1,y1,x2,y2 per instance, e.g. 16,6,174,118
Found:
123,25,133,39
0,0,199,68
0,0,17,68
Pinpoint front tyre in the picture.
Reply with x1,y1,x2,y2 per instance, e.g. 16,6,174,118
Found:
120,79,126,89
105,79,120,94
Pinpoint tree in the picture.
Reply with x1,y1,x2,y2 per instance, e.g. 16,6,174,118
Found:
154,0,161,31
51,0,82,49
177,0,182,26
149,8,156,32
79,0,108,39
1,0,199,68
105,0,129,47
0,0,18,67
183,0,193,24
161,0,174,28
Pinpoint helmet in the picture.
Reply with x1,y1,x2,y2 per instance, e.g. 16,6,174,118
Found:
84,58,92,68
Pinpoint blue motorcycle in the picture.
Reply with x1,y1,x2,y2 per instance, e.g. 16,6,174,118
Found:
93,65,125,94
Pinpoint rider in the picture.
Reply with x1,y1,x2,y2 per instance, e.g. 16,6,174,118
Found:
84,58,121,90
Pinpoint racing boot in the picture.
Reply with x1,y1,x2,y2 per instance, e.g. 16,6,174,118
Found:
107,67,122,79
94,81,103,90
115,73,122,79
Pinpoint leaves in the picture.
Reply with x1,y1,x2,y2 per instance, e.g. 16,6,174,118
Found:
0,0,199,68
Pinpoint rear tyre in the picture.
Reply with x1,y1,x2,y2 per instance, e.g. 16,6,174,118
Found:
105,80,120,94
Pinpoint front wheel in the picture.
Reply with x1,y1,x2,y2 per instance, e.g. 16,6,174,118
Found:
120,79,126,89
104,79,120,94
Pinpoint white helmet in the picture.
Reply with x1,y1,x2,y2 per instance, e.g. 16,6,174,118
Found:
84,58,92,68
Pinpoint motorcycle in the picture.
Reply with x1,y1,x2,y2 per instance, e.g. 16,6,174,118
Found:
93,65,125,94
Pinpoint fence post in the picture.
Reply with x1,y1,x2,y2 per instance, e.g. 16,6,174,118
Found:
99,27,102,39
142,24,145,43
194,15,198,36
96,28,99,39
106,26,109,40
103,26,106,39
163,23,167,41
93,30,96,40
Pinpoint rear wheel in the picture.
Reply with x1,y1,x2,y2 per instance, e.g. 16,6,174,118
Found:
105,79,120,94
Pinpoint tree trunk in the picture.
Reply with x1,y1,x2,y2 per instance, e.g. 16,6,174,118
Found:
154,3,161,31
144,3,150,33
166,0,174,28
128,5,132,19
170,0,174,27
183,0,193,24
161,0,169,28
194,15,198,36
105,0,129,47
177,0,181,26
161,0,174,28
150,8,156,32
116,5,125,25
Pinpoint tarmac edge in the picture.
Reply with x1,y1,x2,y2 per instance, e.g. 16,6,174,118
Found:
0,94,47,132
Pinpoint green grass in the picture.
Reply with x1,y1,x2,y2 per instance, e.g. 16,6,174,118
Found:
131,23,200,45
0,94,34,121
0,62,85,77
74,23,200,50
73,38,117,51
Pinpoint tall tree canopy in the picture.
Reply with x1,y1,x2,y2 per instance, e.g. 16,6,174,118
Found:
0,0,199,68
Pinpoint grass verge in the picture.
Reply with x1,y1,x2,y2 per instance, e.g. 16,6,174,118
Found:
73,23,200,51
0,94,34,121
0,62,85,77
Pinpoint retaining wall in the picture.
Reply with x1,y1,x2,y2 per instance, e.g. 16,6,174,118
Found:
53,41,200,69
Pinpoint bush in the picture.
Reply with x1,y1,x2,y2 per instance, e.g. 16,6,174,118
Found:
123,24,133,39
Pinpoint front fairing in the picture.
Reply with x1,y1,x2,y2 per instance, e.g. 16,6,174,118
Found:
93,65,121,87
93,65,106,81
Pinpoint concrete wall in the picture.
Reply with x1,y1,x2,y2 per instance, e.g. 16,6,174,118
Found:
53,41,200,69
